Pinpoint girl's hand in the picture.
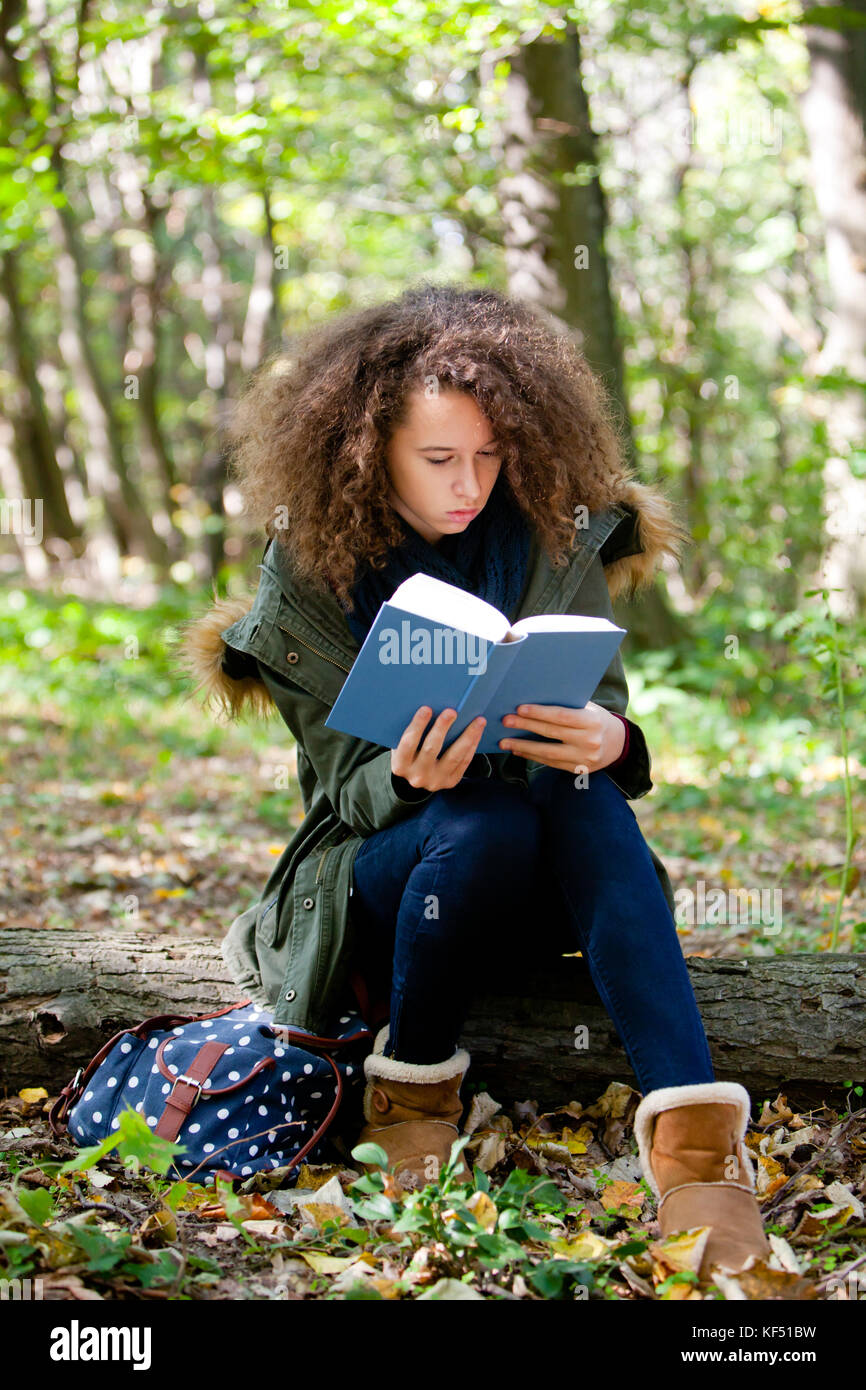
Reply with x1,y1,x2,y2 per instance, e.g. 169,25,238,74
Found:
498,700,626,774
391,706,487,792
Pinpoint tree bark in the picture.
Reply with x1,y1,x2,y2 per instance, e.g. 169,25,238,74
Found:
801,0,866,615
0,248,81,547
1,930,863,1108
494,25,687,651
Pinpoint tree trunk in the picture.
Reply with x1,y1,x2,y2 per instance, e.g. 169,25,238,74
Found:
494,25,687,650
801,0,866,615
2,930,863,1109
0,248,81,548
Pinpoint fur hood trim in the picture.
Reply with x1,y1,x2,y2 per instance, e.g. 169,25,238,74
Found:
179,591,277,723
603,478,688,601
182,479,685,720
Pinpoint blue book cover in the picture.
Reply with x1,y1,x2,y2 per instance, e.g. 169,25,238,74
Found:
324,573,625,757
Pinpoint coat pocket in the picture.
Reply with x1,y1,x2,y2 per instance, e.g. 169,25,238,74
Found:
257,892,281,949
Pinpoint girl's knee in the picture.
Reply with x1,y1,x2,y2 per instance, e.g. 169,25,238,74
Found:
427,780,542,866
533,765,634,821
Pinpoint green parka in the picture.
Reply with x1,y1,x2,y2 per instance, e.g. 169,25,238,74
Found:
185,478,681,1034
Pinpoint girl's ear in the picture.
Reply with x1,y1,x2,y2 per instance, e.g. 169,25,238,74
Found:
178,594,275,721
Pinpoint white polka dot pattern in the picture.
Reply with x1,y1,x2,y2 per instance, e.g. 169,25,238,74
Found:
67,1000,371,1186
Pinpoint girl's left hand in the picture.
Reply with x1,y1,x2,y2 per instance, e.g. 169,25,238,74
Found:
498,701,626,774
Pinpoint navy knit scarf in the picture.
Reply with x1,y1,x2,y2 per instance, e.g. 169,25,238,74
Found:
342,472,531,645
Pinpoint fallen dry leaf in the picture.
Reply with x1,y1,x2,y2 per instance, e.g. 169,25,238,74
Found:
767,1233,803,1273
650,1227,710,1278
136,1208,177,1245
198,1224,242,1245
470,1130,508,1172
551,1231,615,1261
713,1259,817,1301
600,1180,646,1213
303,1201,352,1230
301,1251,378,1275
294,1164,346,1191
18,1087,49,1106
240,1218,287,1239
757,1094,794,1128
463,1091,502,1136
198,1192,283,1222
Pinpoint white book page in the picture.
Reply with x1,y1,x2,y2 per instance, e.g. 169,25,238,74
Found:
388,572,510,643
510,614,625,636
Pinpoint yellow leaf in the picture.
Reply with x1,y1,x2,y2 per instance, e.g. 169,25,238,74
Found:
755,1153,786,1197
464,1190,498,1232
153,888,187,899
583,1083,637,1120
295,1164,345,1191
790,1173,824,1195
137,1207,177,1244
18,1087,48,1104
551,1231,614,1261
301,1251,367,1274
651,1227,710,1277
563,1124,593,1154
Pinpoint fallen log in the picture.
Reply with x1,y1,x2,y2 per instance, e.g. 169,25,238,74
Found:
1,929,864,1109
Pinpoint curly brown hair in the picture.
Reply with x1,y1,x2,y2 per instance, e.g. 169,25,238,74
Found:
226,282,632,611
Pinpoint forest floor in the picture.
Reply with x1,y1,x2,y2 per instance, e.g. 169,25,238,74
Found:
0,589,864,1300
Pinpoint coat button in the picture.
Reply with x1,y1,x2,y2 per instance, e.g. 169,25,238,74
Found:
302,896,314,909
285,989,296,1002
286,651,299,664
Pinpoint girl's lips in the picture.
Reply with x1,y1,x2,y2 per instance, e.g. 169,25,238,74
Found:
446,509,479,520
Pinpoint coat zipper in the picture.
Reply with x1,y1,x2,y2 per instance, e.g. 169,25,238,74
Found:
277,624,351,674
316,845,332,884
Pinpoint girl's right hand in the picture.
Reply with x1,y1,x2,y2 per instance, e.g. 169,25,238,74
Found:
391,706,487,792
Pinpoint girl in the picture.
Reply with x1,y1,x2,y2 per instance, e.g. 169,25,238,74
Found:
186,283,769,1280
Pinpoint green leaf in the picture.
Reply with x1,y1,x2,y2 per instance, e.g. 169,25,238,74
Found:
114,1107,187,1176
350,1141,389,1168
68,1225,132,1273
16,1186,56,1226
528,1258,593,1299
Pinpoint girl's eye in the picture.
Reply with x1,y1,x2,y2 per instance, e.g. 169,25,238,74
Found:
425,451,499,464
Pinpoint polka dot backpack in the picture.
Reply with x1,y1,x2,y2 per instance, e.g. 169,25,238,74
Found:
49,985,374,1185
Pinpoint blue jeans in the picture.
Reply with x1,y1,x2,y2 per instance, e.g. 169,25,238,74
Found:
350,768,715,1093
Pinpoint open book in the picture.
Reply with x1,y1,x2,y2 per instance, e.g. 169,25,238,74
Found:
324,572,625,757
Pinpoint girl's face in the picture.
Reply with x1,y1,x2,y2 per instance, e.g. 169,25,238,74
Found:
384,387,502,545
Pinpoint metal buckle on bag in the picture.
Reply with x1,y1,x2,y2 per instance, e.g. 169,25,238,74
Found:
71,1068,83,1091
175,1073,204,1103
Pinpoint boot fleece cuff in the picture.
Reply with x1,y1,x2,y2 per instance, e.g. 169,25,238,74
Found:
363,1024,470,1085
634,1081,757,1200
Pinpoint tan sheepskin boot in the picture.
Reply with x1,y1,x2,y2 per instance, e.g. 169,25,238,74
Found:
355,1025,473,1191
634,1081,771,1280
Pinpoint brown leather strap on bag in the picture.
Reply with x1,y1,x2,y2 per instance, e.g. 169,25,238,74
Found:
154,1041,228,1141
49,999,254,1138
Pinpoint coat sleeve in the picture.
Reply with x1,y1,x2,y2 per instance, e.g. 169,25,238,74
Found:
527,549,654,801
255,658,433,836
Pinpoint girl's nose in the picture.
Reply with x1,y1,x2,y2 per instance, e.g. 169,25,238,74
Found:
454,461,481,504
